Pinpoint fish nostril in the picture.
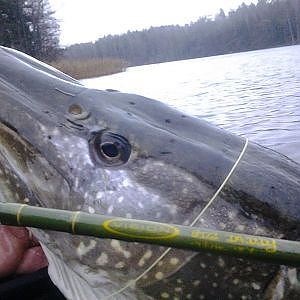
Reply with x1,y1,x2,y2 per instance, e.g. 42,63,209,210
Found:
68,104,90,120
68,104,83,115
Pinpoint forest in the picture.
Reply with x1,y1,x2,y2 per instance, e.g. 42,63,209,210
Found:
1,0,300,70
64,0,300,66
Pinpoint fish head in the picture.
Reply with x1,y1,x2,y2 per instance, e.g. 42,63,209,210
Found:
0,46,241,225
1,46,300,299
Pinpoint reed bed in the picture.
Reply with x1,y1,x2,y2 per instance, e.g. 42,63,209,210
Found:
50,58,128,79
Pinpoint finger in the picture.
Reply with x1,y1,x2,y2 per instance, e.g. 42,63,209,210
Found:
16,246,48,274
0,226,29,278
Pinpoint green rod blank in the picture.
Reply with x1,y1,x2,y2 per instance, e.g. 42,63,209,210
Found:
0,202,299,267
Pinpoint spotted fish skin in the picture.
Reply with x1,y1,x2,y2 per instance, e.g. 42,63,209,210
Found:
0,46,300,299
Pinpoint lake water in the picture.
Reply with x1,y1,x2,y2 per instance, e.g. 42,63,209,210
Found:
82,45,300,163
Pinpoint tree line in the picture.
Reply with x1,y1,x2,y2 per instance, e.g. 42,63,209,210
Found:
0,0,60,61
1,0,299,64
64,0,300,66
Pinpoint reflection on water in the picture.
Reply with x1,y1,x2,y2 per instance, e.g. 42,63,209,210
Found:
82,45,300,163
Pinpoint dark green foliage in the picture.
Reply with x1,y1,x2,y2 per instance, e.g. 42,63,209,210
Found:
64,0,300,66
0,0,60,61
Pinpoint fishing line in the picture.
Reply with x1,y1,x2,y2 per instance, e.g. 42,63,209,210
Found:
105,137,249,299
191,137,249,226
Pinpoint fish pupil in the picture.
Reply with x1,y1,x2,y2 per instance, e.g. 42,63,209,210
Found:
101,142,120,158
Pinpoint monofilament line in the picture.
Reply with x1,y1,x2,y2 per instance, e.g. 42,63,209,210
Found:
105,137,249,299
190,137,249,226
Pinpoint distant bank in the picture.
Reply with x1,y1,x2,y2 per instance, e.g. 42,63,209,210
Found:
62,0,300,67
50,58,128,80
51,0,300,79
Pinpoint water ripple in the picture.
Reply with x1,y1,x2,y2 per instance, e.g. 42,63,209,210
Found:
82,45,300,163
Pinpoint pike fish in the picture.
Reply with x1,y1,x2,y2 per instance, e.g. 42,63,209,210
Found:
0,46,300,299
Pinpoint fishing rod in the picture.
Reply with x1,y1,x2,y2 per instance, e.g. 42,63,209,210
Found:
0,202,299,267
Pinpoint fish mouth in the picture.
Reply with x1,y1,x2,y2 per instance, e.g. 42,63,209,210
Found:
0,121,71,209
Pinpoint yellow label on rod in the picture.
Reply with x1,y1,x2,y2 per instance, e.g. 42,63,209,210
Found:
103,219,180,240
225,234,277,253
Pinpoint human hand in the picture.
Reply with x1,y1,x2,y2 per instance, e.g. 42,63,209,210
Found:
0,225,48,278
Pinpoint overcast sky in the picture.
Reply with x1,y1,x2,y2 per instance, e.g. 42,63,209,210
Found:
49,0,257,46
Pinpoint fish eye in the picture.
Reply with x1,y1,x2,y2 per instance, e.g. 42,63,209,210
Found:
90,132,131,166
